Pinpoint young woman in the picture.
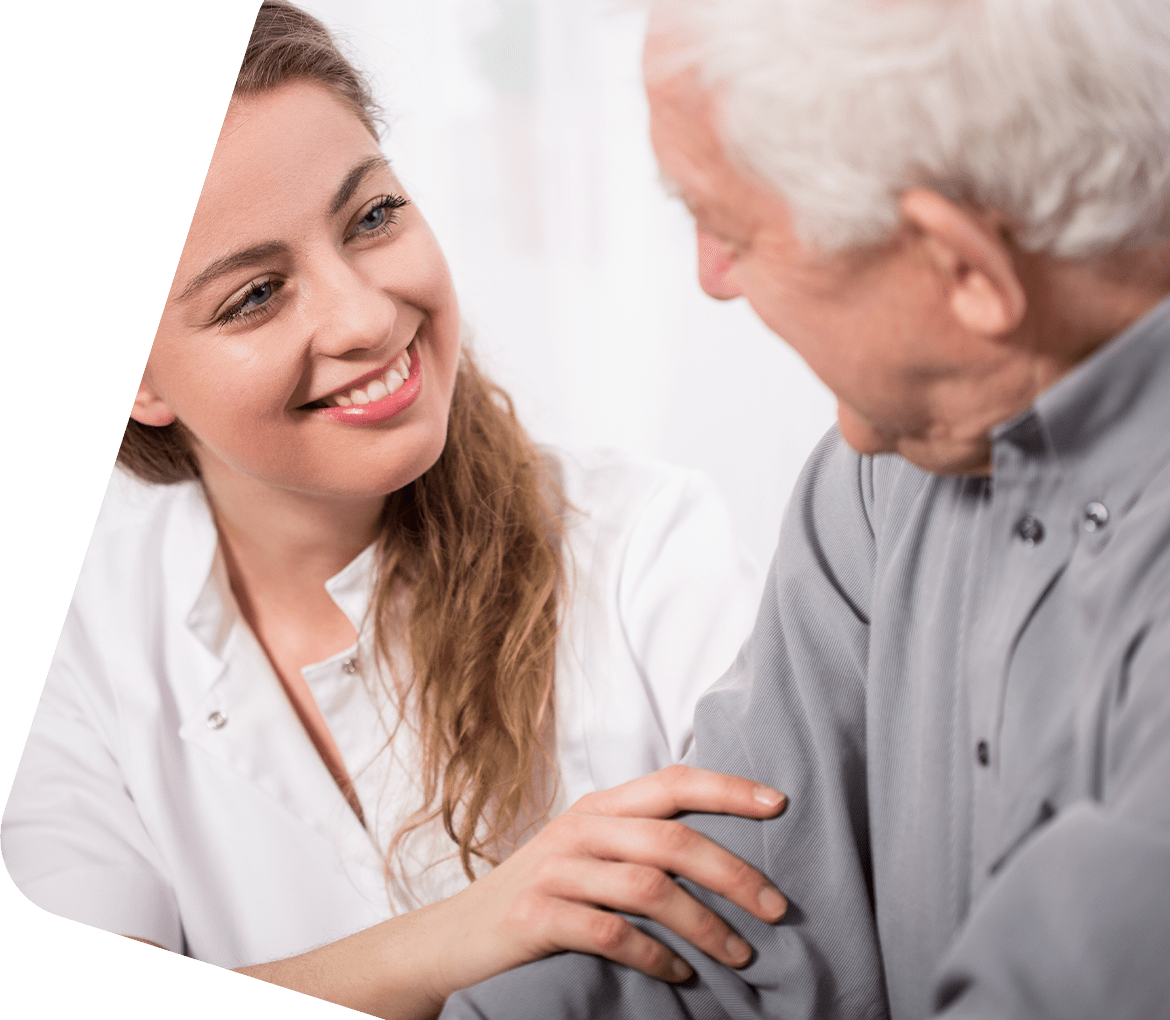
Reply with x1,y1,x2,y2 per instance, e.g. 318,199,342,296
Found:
2,4,788,1017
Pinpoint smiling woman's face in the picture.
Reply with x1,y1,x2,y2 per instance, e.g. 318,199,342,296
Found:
134,80,462,502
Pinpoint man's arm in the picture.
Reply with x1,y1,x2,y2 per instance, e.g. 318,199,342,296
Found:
441,431,891,1019
930,595,1170,1020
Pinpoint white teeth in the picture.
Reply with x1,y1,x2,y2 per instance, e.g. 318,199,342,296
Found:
324,347,414,407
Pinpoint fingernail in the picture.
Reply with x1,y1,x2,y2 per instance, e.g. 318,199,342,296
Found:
671,957,693,981
753,786,785,809
726,934,751,965
759,886,788,919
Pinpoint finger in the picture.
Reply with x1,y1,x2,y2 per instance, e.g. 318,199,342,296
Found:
561,813,788,923
540,901,694,983
573,763,786,821
544,859,754,968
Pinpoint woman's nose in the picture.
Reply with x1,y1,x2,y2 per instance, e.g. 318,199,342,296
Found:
309,258,398,358
696,230,741,301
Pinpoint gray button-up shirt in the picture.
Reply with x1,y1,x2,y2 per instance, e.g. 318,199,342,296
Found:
441,296,1170,1019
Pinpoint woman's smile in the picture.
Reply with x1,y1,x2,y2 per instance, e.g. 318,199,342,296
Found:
309,340,422,424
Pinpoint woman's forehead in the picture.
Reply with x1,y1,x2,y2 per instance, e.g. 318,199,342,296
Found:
216,80,384,185
162,81,397,311
182,81,393,258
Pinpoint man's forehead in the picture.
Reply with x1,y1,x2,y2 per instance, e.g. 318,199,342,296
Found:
656,171,688,204
647,71,725,182
647,75,776,233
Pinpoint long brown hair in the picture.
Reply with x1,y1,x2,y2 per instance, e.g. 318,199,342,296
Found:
120,0,567,882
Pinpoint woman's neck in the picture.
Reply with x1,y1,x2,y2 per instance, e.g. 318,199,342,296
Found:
199,455,386,597
197,452,386,673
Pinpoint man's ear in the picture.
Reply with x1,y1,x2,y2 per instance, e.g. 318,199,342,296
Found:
899,188,1026,337
129,376,176,427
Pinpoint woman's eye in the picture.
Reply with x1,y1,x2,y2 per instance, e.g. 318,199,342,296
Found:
357,206,388,233
351,194,410,239
218,278,282,326
240,280,275,311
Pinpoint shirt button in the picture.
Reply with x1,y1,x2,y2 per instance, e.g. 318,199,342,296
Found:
207,711,228,730
342,658,359,675
1083,501,1109,531
1015,515,1044,547
976,740,990,767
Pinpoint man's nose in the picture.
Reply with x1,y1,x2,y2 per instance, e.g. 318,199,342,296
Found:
310,258,398,358
696,230,741,301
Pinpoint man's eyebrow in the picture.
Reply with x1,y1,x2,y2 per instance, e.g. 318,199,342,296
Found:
657,171,684,199
177,241,291,302
330,155,391,216
657,172,702,218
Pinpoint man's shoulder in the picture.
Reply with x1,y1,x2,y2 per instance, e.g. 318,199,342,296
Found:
789,425,946,521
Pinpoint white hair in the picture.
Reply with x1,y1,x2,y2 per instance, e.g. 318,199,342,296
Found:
647,0,1170,256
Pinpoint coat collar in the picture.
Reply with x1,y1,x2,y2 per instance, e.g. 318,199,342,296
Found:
165,480,387,894
173,479,378,665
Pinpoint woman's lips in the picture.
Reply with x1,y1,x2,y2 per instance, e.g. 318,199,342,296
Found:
313,343,423,426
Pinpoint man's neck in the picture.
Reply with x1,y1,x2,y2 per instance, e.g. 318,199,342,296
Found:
1023,243,1170,390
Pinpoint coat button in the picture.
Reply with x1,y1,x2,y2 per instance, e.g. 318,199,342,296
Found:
1015,515,1044,547
1083,501,1109,531
207,711,228,730
342,658,359,674
976,740,990,766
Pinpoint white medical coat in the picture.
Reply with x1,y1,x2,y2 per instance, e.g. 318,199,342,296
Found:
3,447,761,969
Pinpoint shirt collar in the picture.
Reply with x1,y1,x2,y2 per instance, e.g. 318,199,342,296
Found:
164,481,232,659
180,483,379,659
323,541,379,634
992,292,1170,508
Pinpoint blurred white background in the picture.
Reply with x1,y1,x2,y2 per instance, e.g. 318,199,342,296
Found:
302,0,836,566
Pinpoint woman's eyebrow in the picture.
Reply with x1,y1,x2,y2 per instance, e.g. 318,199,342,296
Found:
177,241,291,302
330,155,391,216
176,157,390,303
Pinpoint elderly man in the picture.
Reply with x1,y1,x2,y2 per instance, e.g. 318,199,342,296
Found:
441,1,1170,1017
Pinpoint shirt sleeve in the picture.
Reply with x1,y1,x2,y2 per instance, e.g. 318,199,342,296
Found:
615,466,764,761
2,609,185,953
441,429,890,1020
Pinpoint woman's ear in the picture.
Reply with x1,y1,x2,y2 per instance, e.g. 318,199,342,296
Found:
129,376,177,427
899,188,1027,337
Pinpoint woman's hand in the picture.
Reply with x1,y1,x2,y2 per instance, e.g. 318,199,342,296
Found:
237,764,786,1020
433,764,788,1001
